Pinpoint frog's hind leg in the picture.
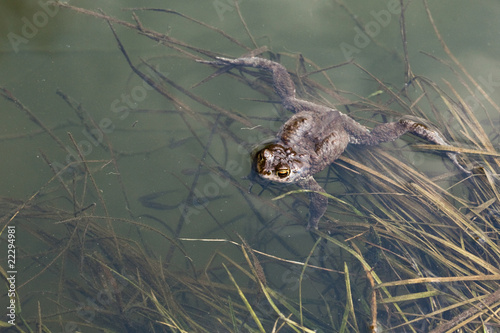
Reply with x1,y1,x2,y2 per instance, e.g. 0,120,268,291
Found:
199,57,336,114
199,57,296,100
344,115,470,174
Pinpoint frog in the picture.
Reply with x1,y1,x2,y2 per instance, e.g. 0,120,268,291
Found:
199,56,470,230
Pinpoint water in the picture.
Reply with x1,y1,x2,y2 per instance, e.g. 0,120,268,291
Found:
1,0,499,332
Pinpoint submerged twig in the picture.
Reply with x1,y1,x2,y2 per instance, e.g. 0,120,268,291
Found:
429,288,500,333
0,87,67,152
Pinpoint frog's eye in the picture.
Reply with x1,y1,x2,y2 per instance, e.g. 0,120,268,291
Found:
276,168,290,178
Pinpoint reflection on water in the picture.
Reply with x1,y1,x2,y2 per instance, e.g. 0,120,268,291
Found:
0,1,500,332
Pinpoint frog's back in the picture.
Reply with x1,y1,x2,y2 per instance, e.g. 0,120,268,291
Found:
278,110,343,148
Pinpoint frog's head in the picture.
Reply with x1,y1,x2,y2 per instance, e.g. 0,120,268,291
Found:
251,143,308,183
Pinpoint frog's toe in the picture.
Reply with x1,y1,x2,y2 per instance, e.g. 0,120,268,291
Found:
196,57,233,66
306,217,320,230
446,152,472,175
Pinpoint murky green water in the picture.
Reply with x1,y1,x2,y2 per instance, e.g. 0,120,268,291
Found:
1,0,499,332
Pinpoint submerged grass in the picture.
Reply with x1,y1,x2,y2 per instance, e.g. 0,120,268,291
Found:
0,2,499,332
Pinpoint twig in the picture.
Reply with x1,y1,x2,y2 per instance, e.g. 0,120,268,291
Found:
429,288,500,333
233,0,258,49
398,0,412,86
0,87,67,152
67,132,123,262
123,7,251,51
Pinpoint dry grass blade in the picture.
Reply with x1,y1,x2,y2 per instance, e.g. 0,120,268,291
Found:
343,262,359,332
256,282,315,333
223,263,266,333
378,274,500,288
237,233,267,286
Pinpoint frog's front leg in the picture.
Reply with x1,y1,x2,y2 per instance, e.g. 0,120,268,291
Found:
298,176,328,230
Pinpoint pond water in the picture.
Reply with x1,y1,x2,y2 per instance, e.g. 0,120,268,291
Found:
1,0,499,332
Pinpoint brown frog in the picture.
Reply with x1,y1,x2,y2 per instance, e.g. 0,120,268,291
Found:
200,57,469,230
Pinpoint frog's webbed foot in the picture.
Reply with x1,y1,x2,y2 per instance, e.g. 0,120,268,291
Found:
399,116,472,175
298,177,328,230
196,56,239,67
399,116,471,175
